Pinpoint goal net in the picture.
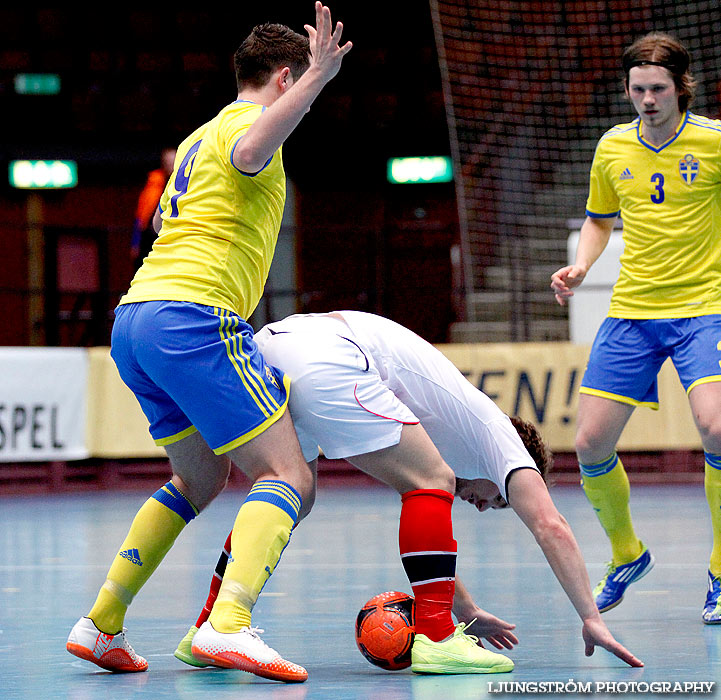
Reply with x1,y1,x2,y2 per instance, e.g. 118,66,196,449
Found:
430,0,721,341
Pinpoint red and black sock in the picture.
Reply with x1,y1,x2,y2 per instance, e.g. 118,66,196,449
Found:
399,489,457,642
194,530,232,629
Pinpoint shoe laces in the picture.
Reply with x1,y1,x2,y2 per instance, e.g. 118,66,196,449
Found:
455,619,480,646
593,562,616,595
118,629,142,663
243,626,275,652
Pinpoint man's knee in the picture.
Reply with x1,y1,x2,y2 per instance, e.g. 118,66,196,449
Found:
166,433,233,512
434,464,456,494
172,464,230,513
288,460,315,504
575,426,616,465
297,477,317,522
404,460,455,494
696,413,721,453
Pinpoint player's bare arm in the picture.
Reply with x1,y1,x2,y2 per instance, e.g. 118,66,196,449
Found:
550,215,615,306
233,2,352,173
507,468,643,667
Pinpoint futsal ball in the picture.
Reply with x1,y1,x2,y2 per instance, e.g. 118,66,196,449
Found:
355,591,415,670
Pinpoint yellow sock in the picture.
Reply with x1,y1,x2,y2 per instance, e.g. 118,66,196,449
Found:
88,482,198,633
704,454,721,577
209,480,301,633
580,453,642,566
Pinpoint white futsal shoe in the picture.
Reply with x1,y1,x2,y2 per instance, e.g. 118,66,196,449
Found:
190,620,308,682
66,616,148,672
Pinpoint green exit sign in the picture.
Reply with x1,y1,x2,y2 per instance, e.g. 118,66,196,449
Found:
14,73,61,95
9,160,78,189
387,156,453,184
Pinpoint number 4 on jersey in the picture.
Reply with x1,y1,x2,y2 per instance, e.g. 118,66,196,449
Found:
170,140,202,218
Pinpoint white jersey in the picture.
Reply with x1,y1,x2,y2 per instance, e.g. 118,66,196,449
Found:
255,311,538,500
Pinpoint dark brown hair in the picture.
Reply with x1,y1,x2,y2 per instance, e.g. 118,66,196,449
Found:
622,32,696,111
234,23,310,92
509,415,553,483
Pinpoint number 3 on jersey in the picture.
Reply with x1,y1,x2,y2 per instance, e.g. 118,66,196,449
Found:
650,172,665,204
170,140,202,218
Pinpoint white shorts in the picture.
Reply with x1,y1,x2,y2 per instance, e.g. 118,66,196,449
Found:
254,317,419,462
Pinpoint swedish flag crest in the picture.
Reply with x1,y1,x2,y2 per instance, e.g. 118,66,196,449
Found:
679,153,699,184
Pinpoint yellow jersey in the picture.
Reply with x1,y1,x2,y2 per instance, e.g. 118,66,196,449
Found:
586,111,721,318
119,100,286,319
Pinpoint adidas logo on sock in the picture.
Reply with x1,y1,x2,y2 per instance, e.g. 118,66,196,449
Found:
119,548,143,566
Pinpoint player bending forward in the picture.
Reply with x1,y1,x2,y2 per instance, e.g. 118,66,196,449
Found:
177,311,643,674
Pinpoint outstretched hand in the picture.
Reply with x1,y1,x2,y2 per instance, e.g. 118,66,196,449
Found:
304,2,352,83
455,607,519,651
582,617,643,667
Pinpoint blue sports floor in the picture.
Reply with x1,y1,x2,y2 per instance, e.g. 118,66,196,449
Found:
1,482,719,699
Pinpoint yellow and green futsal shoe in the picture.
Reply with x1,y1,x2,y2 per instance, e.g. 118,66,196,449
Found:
411,621,514,674
174,625,209,667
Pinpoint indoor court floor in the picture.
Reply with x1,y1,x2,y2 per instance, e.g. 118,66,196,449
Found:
1,481,719,699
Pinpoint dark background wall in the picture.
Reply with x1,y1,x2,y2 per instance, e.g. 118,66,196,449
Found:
0,5,460,346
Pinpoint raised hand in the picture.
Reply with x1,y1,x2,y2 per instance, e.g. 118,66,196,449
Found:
304,2,352,83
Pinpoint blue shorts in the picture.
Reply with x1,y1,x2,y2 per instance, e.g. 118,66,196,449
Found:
111,301,290,453
580,316,721,408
